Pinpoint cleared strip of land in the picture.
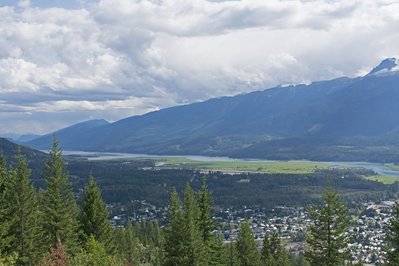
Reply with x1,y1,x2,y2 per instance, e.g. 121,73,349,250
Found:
158,158,328,174
364,175,399,184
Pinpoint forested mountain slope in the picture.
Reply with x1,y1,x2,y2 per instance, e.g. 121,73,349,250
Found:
26,58,399,162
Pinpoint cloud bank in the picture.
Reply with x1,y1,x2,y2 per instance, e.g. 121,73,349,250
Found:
1,0,399,135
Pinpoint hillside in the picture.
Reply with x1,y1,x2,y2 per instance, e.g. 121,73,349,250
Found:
0,138,48,177
25,58,399,162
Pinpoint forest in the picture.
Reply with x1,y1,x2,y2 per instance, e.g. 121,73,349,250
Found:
1,140,399,265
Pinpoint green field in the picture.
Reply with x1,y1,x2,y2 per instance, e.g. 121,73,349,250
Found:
364,175,399,184
157,157,328,174
385,163,399,171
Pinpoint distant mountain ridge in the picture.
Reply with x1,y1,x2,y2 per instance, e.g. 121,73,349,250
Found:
0,138,48,177
25,58,399,162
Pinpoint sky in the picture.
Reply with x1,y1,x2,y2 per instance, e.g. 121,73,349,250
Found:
1,0,399,136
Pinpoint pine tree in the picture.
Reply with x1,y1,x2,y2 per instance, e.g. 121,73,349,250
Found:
69,235,123,266
40,137,80,254
79,175,113,250
0,154,13,256
197,178,226,265
305,186,350,266
261,232,290,266
226,243,239,266
208,232,227,266
261,233,274,265
198,177,215,243
4,152,41,265
124,220,138,264
236,221,260,266
182,183,207,266
385,201,399,265
163,188,186,266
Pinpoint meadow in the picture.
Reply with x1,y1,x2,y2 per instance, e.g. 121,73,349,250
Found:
158,157,329,174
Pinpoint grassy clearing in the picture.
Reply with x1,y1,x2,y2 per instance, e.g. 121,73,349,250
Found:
158,157,328,174
385,163,399,171
364,175,399,184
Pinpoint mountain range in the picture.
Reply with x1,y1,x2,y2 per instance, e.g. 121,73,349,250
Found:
23,58,399,162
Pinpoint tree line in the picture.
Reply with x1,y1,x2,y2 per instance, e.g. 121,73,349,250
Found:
1,139,399,265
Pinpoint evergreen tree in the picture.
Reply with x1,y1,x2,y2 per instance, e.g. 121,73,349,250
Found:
385,201,399,265
110,227,126,262
4,152,41,265
198,177,215,244
261,232,290,266
208,232,227,266
40,137,80,254
0,154,13,257
226,243,239,266
124,220,138,264
79,175,113,250
182,183,207,266
305,186,350,266
133,220,163,266
163,188,186,266
236,221,260,266
69,236,123,266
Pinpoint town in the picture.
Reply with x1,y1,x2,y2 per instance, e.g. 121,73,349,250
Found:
110,199,396,265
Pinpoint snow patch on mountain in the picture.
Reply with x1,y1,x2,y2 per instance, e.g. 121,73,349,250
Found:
367,58,399,76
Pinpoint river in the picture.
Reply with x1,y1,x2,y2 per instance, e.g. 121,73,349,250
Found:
62,150,399,178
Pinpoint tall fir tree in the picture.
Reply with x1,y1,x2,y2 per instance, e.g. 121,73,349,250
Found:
4,152,41,265
124,221,138,264
182,183,207,266
197,178,226,265
236,221,260,266
40,137,80,254
385,201,399,265
78,175,113,251
261,232,290,266
0,154,13,257
305,186,350,266
208,232,227,266
226,243,239,266
163,188,186,266
198,177,215,243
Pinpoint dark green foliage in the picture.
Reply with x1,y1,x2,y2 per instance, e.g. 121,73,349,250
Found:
70,235,122,266
385,202,399,265
198,177,216,243
163,182,227,266
79,175,113,250
0,154,13,257
124,221,138,263
236,221,260,266
305,186,350,266
261,232,290,266
197,178,226,265
40,138,80,254
226,243,239,266
0,138,47,180
208,232,227,266
4,152,41,265
163,189,186,265
182,184,207,266
163,184,207,266
66,159,396,209
133,220,163,265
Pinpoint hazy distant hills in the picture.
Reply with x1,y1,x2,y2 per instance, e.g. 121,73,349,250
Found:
25,58,399,162
26,119,110,149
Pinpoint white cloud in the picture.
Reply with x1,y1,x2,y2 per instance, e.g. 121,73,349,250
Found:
18,0,30,8
0,0,399,135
